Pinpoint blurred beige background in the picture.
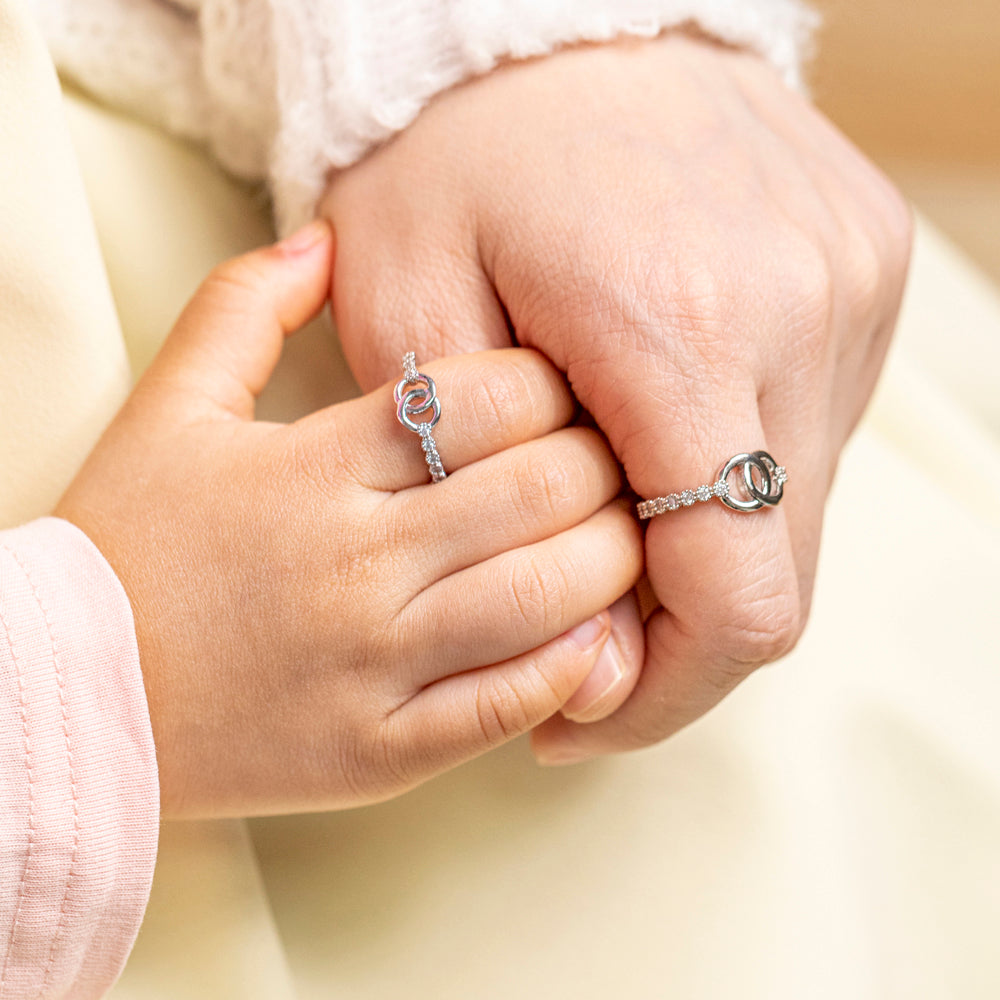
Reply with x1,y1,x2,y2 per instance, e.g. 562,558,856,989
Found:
813,0,1000,282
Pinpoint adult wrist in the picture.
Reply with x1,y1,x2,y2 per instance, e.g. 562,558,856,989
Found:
275,0,818,232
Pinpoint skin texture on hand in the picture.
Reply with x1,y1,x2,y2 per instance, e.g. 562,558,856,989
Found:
55,224,643,816
321,32,913,761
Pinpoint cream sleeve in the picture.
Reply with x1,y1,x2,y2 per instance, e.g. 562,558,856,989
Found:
30,0,816,230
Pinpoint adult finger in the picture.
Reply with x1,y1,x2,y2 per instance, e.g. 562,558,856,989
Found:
140,221,333,420
533,395,805,761
756,372,835,622
327,210,512,391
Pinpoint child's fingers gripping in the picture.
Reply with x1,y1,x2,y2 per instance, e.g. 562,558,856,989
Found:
386,613,614,775
390,426,624,582
136,222,334,420
296,348,577,492
396,501,644,685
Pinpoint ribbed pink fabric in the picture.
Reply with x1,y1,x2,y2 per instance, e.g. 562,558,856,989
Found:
0,518,158,1000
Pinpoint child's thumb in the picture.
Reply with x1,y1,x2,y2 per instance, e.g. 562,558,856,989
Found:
142,221,333,419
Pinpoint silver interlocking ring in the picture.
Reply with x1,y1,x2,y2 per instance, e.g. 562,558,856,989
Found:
637,451,787,519
394,352,446,483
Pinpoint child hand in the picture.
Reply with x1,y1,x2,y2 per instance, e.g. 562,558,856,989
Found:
55,223,642,817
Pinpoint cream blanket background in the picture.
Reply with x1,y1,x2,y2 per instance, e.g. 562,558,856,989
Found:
2,1,998,996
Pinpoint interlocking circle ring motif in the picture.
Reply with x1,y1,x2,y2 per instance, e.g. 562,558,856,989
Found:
637,450,787,519
717,451,786,512
394,352,446,483
393,373,441,433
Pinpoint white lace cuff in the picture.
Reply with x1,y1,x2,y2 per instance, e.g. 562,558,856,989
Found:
30,0,817,232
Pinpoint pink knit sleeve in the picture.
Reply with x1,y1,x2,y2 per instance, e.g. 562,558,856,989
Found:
0,518,158,1000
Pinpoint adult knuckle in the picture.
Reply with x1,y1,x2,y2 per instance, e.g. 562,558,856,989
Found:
851,178,913,312
788,239,836,319
833,232,886,338
673,263,727,321
844,214,911,335
774,238,836,368
660,263,732,353
714,580,802,671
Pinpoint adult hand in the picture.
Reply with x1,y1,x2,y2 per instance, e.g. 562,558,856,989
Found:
55,223,642,816
321,32,912,759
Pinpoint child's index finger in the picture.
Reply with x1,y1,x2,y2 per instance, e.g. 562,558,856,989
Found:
296,347,578,493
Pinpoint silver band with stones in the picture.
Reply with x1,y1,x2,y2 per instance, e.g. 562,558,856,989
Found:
394,352,447,483
637,451,787,518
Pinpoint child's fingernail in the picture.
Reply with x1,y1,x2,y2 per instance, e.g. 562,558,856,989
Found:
534,742,592,767
560,634,624,723
566,614,610,651
279,219,329,254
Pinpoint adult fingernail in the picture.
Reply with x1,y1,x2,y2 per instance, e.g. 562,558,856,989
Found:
560,633,624,723
533,743,592,767
279,219,329,254
566,614,610,651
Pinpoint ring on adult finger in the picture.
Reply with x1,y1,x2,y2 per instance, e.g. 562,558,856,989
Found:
637,451,787,518
394,352,446,483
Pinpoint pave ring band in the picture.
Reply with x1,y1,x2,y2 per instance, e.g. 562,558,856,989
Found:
394,352,446,483
637,451,787,519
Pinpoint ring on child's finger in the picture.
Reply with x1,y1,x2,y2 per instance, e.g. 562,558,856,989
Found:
637,451,787,518
394,352,446,483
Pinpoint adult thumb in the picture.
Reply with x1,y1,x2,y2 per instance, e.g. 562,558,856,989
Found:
142,221,334,420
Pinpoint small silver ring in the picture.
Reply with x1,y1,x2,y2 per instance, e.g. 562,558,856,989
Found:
395,353,446,483
745,450,783,507
637,451,786,519
396,387,442,434
393,374,438,417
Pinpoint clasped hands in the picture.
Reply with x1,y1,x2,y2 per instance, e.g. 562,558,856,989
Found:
323,35,911,763
57,33,911,818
